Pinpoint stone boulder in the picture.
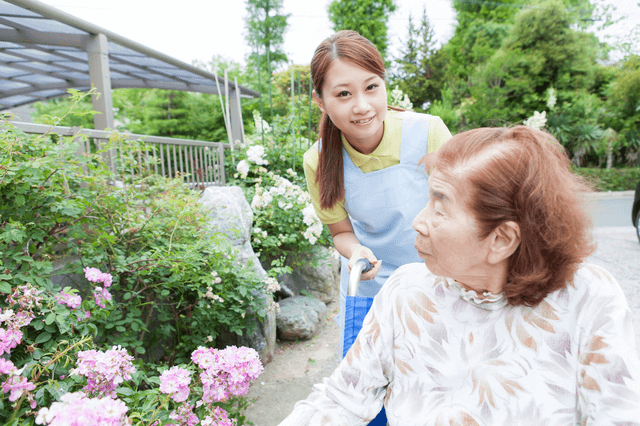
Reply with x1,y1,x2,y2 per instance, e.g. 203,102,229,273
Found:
199,186,267,279
276,246,340,304
199,186,275,362
276,296,327,341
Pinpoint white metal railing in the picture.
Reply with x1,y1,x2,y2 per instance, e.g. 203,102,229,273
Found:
8,121,227,188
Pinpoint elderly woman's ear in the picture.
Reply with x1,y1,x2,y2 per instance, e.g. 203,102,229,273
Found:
487,221,521,265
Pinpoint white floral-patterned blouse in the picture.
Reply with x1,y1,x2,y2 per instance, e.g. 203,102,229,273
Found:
279,263,640,425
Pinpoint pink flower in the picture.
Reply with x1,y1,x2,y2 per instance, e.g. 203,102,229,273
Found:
76,309,91,321
55,291,82,309
159,366,191,402
191,346,221,370
35,391,128,425
83,267,103,282
169,403,199,426
6,284,42,310
201,406,237,426
101,273,113,288
2,374,36,402
0,309,14,323
70,346,135,398
93,287,112,309
11,310,34,328
84,267,114,287
0,359,16,374
191,346,262,403
0,328,23,355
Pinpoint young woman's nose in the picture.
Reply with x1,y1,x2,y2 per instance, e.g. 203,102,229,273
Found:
352,94,370,114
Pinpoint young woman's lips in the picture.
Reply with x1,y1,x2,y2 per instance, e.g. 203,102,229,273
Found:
352,116,375,125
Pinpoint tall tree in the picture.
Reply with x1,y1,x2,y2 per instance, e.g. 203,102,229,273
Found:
327,0,396,61
463,0,601,129
392,7,444,109
244,0,290,72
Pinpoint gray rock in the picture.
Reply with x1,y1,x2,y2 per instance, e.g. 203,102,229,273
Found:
277,246,340,304
198,185,274,361
276,296,327,341
199,186,266,279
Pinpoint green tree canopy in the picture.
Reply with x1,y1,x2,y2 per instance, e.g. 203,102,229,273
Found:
392,7,446,109
244,0,290,72
327,0,397,61
462,0,600,127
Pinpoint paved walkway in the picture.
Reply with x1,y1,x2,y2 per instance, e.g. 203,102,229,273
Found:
587,226,640,355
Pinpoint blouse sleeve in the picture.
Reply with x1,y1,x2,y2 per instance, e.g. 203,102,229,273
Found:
278,282,396,426
575,265,640,423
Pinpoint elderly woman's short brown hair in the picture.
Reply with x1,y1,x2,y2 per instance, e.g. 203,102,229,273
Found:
425,126,596,307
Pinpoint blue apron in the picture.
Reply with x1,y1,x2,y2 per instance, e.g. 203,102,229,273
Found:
336,111,432,357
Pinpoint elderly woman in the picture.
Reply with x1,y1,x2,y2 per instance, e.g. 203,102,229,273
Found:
280,126,640,425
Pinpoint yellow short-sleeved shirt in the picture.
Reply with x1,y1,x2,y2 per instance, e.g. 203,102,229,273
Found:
303,111,452,225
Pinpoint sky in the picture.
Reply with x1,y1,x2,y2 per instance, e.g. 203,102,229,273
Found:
37,0,640,69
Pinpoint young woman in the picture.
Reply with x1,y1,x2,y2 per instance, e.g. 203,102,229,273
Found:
304,30,452,356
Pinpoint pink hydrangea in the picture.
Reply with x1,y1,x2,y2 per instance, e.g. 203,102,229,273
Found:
93,287,112,309
70,346,135,398
55,291,82,309
35,391,128,426
191,346,262,403
2,374,36,402
159,366,191,402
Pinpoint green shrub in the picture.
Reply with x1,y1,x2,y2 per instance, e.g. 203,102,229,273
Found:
572,167,640,192
226,117,332,270
0,92,273,424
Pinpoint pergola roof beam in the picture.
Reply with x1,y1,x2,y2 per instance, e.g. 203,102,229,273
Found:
1,0,258,149
0,27,88,47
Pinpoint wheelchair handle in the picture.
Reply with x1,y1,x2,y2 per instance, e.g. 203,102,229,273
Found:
347,258,373,297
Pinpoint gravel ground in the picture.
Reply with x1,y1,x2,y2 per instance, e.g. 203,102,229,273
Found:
245,225,640,426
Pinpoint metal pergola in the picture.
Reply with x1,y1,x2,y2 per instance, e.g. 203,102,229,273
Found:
0,0,258,144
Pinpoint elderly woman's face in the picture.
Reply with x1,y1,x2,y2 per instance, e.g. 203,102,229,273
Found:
412,169,494,287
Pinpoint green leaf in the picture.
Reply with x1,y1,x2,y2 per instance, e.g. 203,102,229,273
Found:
135,346,146,354
123,292,132,300
160,289,170,296
117,387,134,396
35,332,52,344
45,312,56,325
116,326,126,332
0,281,11,294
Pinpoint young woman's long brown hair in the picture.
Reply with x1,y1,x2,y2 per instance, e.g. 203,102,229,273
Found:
310,30,387,210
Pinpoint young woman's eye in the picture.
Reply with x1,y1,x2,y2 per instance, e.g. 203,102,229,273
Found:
366,84,379,91
337,91,350,97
